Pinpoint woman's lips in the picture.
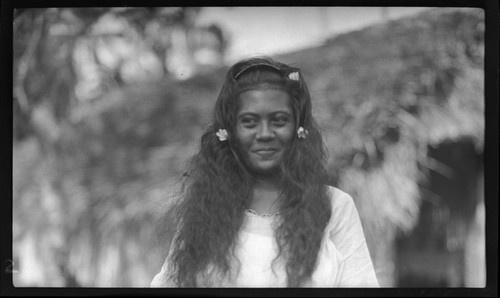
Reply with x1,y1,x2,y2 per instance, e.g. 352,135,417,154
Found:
253,148,278,157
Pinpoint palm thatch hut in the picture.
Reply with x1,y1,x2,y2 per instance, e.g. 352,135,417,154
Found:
275,7,484,286
12,7,484,287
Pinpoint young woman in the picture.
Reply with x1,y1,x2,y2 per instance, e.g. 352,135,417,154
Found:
151,57,379,287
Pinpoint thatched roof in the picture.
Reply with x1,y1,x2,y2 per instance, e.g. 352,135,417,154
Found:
277,7,484,234
274,8,484,283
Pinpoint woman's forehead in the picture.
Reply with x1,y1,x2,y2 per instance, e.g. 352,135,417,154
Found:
236,82,285,94
237,89,292,114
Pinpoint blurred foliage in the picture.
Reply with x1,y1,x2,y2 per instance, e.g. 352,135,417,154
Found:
13,7,225,141
12,7,484,287
13,7,226,287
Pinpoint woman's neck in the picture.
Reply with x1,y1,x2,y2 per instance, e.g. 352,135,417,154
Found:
248,178,281,215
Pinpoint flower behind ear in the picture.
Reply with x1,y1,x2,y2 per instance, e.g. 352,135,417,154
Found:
288,72,299,81
216,129,228,141
297,127,308,139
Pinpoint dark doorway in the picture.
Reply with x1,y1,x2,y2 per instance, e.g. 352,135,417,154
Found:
395,138,483,287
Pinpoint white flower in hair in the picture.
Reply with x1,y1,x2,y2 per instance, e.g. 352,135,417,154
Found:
297,127,308,139
216,129,228,141
288,72,300,81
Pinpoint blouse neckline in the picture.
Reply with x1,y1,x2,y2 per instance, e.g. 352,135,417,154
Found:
244,208,280,218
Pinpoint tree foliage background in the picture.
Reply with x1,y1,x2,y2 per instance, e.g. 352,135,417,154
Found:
13,7,227,286
12,7,485,287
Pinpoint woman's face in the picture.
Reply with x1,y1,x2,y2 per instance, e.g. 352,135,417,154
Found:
235,88,295,178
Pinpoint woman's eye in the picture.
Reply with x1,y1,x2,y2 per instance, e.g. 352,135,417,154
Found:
272,117,288,126
241,118,257,127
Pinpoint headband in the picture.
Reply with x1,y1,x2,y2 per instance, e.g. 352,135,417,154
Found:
233,62,283,79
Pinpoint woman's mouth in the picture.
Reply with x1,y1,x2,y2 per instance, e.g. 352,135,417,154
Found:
253,148,278,157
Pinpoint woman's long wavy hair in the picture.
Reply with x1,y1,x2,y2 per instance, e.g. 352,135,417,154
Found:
164,57,332,287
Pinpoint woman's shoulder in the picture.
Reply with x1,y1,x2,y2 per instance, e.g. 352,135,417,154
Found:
326,185,356,212
324,185,367,257
324,185,362,233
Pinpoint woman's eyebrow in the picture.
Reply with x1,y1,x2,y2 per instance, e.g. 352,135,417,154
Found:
238,110,291,115
236,112,258,119
271,111,292,115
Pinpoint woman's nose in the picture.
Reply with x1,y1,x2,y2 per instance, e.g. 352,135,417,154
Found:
256,122,274,140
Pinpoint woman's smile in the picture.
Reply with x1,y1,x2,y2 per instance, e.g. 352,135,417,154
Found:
253,148,278,158
235,89,295,177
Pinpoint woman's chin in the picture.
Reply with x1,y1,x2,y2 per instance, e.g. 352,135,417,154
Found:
249,165,280,178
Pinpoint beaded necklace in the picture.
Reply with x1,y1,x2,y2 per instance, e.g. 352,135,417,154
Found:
245,208,280,218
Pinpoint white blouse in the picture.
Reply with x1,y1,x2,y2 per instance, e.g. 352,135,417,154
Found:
151,186,379,287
